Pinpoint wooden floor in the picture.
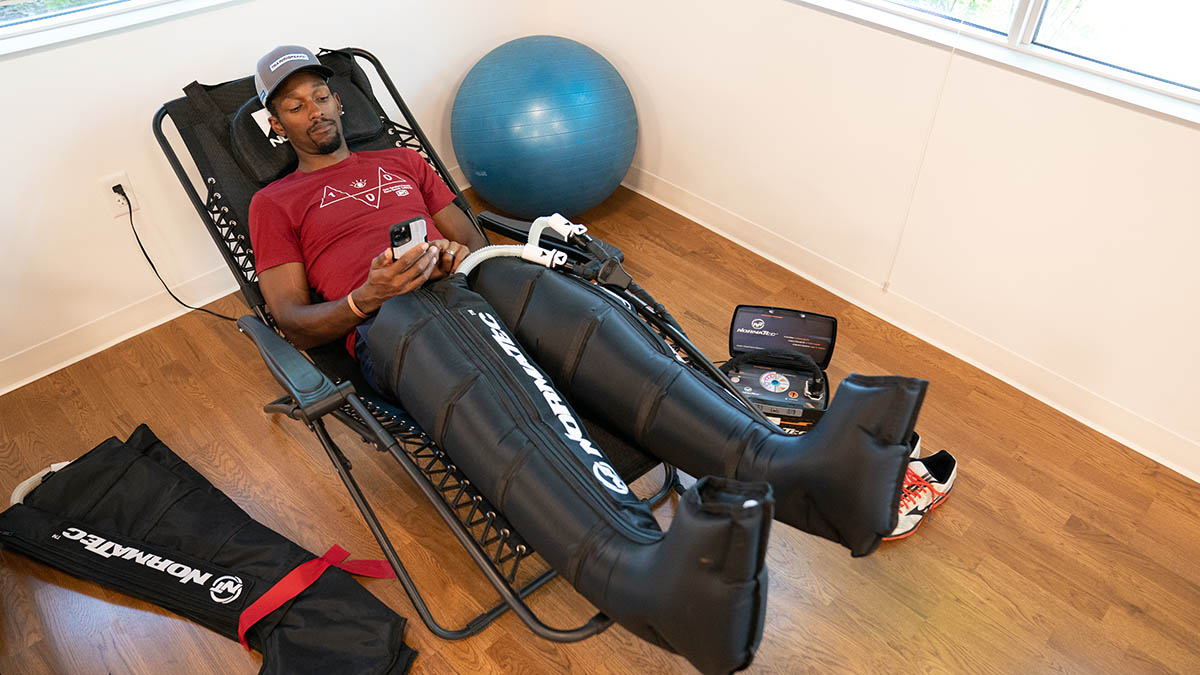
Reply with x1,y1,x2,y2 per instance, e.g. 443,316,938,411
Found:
3,187,1199,674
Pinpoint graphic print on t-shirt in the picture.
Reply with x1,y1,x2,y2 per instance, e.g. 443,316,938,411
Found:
320,166,415,210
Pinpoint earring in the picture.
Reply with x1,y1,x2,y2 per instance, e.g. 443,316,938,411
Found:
340,108,345,116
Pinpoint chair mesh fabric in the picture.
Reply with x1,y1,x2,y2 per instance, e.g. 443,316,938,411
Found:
230,73,386,185
160,48,659,481
163,50,447,307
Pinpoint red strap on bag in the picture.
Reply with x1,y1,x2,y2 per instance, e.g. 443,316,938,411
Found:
237,545,395,649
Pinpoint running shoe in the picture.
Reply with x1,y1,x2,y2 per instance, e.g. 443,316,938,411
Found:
884,475,934,540
910,449,957,510
884,449,957,540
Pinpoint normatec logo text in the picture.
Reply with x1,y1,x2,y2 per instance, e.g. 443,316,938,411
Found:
59,527,242,603
475,311,630,496
735,327,778,337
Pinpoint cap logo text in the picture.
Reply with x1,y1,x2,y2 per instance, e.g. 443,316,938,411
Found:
269,53,310,72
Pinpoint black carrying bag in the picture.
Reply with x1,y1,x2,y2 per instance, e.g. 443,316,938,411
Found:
0,426,415,675
468,258,928,557
367,277,774,675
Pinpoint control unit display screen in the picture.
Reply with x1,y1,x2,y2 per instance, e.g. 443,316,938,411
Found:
728,305,837,369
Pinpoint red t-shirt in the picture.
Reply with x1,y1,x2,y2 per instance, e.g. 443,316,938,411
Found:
248,148,456,352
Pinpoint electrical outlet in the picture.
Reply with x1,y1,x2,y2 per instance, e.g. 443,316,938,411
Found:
99,171,140,218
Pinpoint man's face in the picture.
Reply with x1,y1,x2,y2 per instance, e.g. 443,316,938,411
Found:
267,71,345,156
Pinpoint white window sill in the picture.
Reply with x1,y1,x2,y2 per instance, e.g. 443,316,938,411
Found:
788,0,1200,127
0,0,241,58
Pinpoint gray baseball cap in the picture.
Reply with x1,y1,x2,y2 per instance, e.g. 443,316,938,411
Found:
254,45,335,107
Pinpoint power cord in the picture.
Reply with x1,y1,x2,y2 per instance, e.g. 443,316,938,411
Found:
114,184,236,322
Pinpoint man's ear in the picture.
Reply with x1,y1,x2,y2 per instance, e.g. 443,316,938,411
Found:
335,91,343,114
268,116,288,140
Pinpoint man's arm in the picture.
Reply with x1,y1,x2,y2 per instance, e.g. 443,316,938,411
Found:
426,202,488,278
433,201,487,251
258,244,440,350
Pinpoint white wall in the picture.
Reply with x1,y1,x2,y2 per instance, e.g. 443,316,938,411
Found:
4,0,1198,482
0,0,531,393
532,0,1200,481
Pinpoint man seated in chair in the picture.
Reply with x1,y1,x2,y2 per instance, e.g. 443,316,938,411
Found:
246,47,929,558
248,46,487,386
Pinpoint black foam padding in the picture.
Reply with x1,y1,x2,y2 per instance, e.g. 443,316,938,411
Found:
367,277,773,674
0,426,415,675
469,258,929,557
162,49,410,286
230,75,387,185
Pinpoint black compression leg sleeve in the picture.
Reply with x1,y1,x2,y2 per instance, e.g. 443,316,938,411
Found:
0,425,415,675
367,277,773,674
469,258,927,557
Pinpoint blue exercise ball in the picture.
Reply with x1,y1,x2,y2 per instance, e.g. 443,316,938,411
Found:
451,36,638,219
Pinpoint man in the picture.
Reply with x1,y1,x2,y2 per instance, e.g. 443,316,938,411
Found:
245,46,934,552
248,45,486,379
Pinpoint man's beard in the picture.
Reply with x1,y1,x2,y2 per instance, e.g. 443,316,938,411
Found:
308,121,343,154
313,130,343,154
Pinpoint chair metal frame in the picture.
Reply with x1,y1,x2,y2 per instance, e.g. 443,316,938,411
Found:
153,46,673,643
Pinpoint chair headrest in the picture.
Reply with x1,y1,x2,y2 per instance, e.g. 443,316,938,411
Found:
230,73,386,184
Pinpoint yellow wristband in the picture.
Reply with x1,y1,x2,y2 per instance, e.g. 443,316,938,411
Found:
346,292,369,320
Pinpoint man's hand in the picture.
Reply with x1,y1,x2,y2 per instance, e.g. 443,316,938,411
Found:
351,243,441,314
427,239,470,280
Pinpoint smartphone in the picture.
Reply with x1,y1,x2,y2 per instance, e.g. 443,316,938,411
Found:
389,217,428,262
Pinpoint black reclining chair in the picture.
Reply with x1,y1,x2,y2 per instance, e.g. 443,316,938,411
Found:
153,47,673,643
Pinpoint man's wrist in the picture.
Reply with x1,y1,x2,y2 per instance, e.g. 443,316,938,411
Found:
346,288,372,319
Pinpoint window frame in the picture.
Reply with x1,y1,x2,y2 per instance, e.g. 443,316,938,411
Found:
791,0,1200,125
0,0,240,57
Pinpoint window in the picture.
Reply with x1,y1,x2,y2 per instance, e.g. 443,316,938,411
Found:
1,1,130,30
1,0,236,57
883,0,1019,35
1032,0,1200,92
853,0,1200,100
791,0,1200,123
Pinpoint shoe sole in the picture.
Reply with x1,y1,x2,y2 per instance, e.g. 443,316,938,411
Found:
882,514,927,541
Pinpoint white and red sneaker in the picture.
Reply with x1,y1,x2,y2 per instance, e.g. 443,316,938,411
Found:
911,449,956,510
884,449,957,540
885,475,934,540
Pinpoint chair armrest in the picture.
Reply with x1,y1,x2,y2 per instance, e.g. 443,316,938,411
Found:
237,315,352,422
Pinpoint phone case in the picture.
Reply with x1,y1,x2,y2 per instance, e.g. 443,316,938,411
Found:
391,218,428,260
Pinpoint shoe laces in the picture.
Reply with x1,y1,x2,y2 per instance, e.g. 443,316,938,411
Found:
898,466,941,512
897,469,931,511
910,464,948,500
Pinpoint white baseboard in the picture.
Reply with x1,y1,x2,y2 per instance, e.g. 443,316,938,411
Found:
0,266,239,397
448,164,469,191
623,165,1200,484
